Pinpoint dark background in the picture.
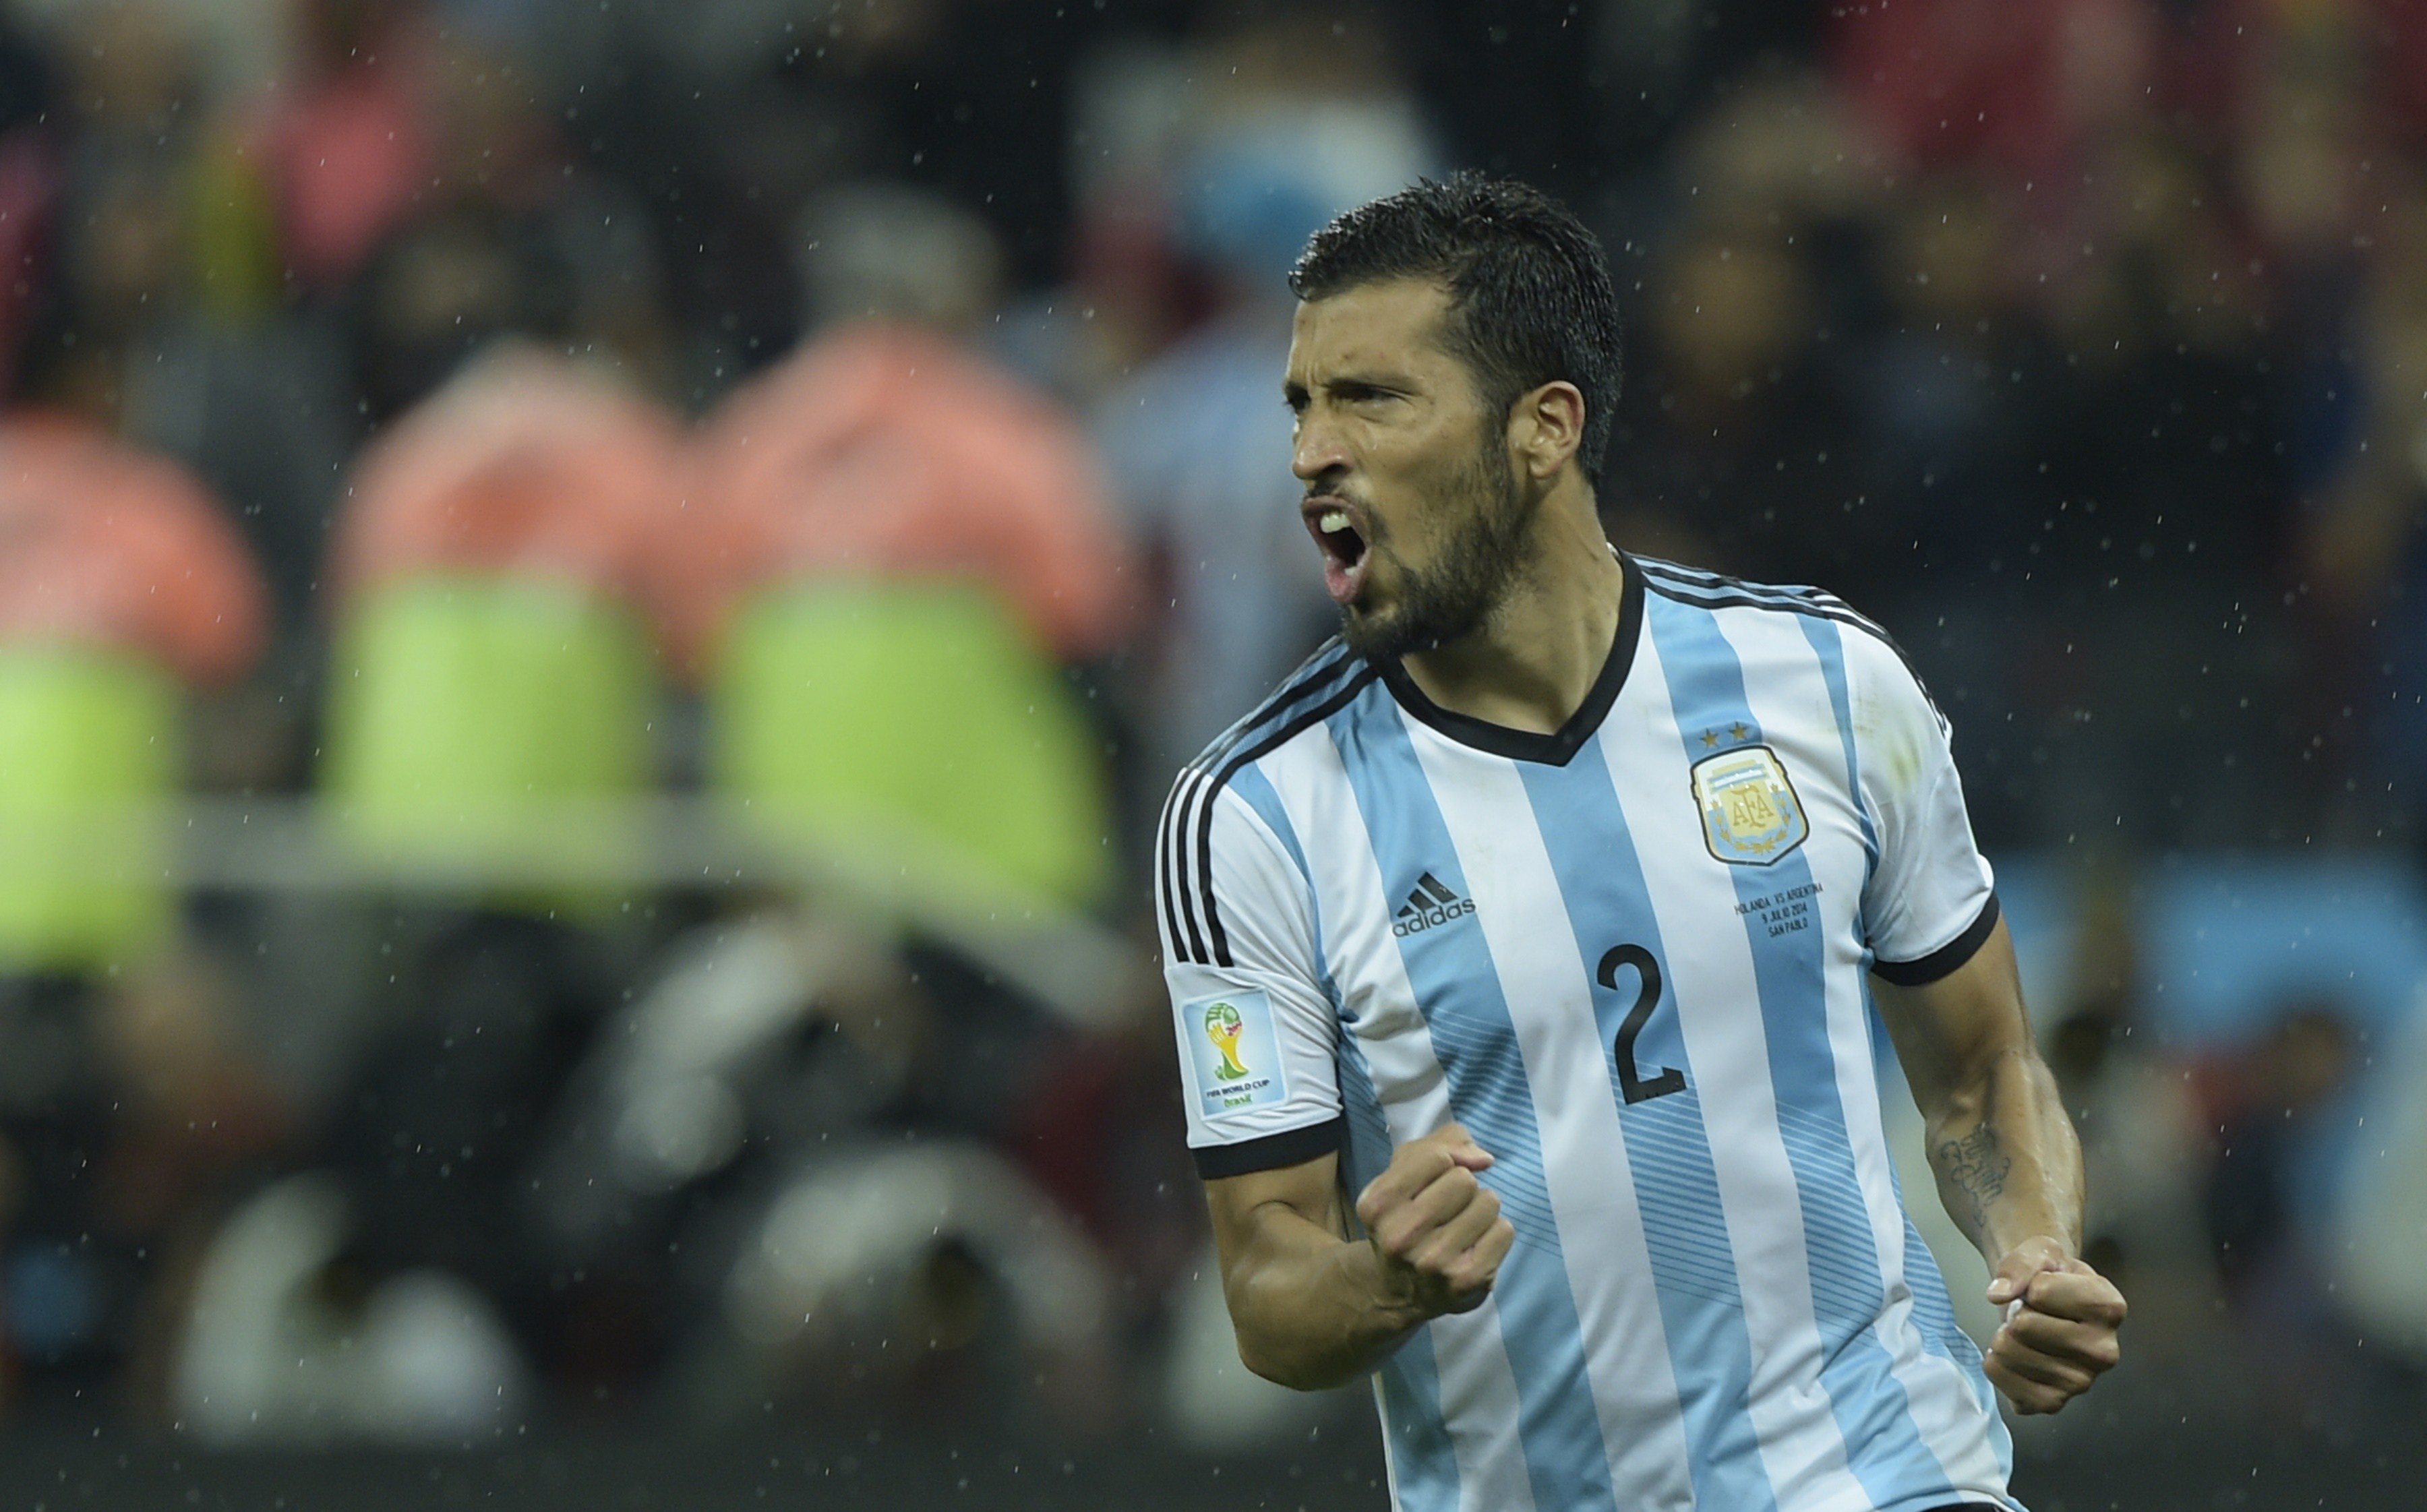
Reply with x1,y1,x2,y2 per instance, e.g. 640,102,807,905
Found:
1,1,2424,1507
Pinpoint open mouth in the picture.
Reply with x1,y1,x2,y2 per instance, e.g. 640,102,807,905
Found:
1304,498,1371,605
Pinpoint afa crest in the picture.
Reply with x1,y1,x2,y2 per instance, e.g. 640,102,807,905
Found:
1691,744,1807,865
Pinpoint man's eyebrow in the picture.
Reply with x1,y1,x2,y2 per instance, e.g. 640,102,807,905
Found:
1285,374,1411,406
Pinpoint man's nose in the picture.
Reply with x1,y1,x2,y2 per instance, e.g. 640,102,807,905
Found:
1292,414,1347,483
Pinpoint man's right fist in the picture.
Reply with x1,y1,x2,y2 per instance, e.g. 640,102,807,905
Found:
1354,1123,1517,1320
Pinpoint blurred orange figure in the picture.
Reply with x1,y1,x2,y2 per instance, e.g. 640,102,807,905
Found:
0,414,266,684
330,345,681,609
319,346,686,886
0,413,266,970
663,322,1134,673
668,320,1138,907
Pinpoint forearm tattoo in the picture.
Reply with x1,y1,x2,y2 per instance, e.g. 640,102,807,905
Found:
1937,1126,2011,1234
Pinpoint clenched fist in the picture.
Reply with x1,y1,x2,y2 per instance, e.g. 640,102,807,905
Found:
1354,1123,1518,1321
1983,1236,2126,1414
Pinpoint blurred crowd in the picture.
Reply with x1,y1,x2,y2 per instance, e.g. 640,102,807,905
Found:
0,0,2424,1461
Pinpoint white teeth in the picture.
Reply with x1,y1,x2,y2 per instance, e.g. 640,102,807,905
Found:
1318,509,1349,533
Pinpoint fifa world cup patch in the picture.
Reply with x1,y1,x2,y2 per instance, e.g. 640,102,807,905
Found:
1691,743,1809,865
1182,990,1290,1120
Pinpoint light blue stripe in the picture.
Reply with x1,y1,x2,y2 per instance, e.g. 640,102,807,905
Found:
1790,615,1904,1076
1224,762,1359,1027
1902,1209,2014,1480
1518,744,1780,1512
1375,1319,1461,1512
1800,612,2016,1487
1796,615,1879,884
1230,756,1357,1046
1229,765,1314,894
1887,1154,2016,1482
1334,1031,1399,1223
1338,1033,1462,1512
1239,752,1465,1509
1331,697,1619,1512
1646,593,1961,1511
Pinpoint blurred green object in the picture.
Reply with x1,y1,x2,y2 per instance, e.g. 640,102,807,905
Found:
188,127,284,326
320,577,655,890
711,582,1111,910
0,648,177,972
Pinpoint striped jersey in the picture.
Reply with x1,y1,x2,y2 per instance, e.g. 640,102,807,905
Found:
1156,555,2018,1512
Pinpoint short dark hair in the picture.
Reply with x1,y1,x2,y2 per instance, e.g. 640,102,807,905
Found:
1289,173,1623,483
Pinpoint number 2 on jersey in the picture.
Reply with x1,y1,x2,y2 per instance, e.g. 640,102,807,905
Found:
1597,944,1685,1105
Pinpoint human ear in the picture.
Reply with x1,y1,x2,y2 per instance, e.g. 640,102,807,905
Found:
1511,382,1586,481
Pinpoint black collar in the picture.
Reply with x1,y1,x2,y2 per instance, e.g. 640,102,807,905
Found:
1378,549,1645,766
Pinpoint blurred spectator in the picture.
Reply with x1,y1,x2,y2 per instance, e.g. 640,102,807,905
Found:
253,0,442,295
0,408,266,973
318,344,684,880
0,411,264,684
713,1139,1118,1436
671,184,1134,908
2300,183,2427,841
2184,999,2370,1424
2196,1003,2356,1304
0,940,285,1414
2333,975,2427,1371
518,903,1144,1436
667,185,1131,669
320,31,601,423
0,1,353,677
173,1172,528,1445
995,34,1213,410
2039,874,2218,1350
1096,9,1435,781
0,11,55,404
1602,71,1881,580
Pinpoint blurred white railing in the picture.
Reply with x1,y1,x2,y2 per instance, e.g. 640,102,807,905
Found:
17,798,1147,1032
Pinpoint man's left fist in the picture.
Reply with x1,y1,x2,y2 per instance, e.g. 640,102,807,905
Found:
1982,1235,2126,1414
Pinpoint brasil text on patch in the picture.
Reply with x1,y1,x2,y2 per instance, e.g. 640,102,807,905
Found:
1183,990,1290,1120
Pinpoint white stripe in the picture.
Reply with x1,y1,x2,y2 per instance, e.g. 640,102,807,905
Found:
1598,626,1875,1512
1714,605,2011,1497
1399,708,1700,1511
1259,728,1538,1512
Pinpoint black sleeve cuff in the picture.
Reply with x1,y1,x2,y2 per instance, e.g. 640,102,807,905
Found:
1191,1116,1346,1181
1871,891,2001,987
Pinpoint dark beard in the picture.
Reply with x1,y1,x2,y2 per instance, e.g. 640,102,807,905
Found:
1340,433,1536,663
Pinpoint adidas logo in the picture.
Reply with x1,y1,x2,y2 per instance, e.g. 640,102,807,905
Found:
1391,872,1477,938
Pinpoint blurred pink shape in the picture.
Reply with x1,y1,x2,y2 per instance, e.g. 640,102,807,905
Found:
253,43,433,289
0,413,268,686
330,346,686,610
1828,0,2150,185
663,322,1138,675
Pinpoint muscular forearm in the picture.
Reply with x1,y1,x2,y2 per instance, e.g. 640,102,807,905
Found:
1926,1044,2084,1261
1224,1203,1427,1389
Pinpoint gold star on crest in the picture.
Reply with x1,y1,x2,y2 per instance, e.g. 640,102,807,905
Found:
1701,729,1720,748
1729,722,1750,742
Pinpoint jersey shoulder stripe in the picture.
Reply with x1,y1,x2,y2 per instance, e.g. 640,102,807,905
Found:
1158,640,1356,965
1634,557,1947,731
1636,555,1867,625
1199,637,1360,770
1160,645,1378,968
